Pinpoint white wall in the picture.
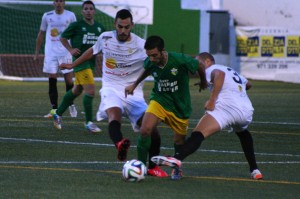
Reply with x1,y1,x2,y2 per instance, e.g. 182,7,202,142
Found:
224,0,300,29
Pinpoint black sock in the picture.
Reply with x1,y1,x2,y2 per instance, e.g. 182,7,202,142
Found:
148,128,161,169
49,78,58,109
108,120,123,145
174,131,204,161
174,143,184,156
236,129,258,172
65,83,74,105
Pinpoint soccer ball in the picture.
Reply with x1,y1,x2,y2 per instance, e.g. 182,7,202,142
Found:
122,159,147,182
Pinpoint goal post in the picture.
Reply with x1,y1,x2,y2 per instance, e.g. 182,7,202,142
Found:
0,0,149,81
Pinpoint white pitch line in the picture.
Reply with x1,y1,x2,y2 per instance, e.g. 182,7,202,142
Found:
188,119,300,126
1,137,300,158
0,137,114,147
1,116,300,126
0,161,299,165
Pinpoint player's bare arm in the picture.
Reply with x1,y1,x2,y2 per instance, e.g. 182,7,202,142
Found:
125,69,149,97
246,81,252,90
205,69,224,111
60,37,81,56
194,56,208,92
60,47,94,69
33,30,45,61
196,61,208,92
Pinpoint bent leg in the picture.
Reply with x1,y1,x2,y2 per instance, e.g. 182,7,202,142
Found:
194,113,221,138
174,113,220,161
107,107,123,144
56,85,81,116
63,72,74,91
138,112,161,165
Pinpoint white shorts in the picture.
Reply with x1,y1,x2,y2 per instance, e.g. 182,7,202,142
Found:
206,101,253,132
96,86,147,132
43,53,73,74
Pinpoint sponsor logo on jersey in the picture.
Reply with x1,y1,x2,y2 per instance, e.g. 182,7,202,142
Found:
83,33,98,44
106,58,116,69
50,28,59,37
105,58,132,69
157,80,178,92
171,68,178,76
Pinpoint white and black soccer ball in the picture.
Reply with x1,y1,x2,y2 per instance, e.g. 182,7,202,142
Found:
122,159,147,182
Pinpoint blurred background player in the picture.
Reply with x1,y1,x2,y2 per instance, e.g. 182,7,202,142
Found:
34,0,77,118
125,35,207,179
53,0,105,132
151,52,263,180
60,9,167,177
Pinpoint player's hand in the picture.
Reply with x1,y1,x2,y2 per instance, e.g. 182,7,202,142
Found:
59,63,73,70
70,48,81,56
194,81,208,92
204,99,215,111
125,84,136,98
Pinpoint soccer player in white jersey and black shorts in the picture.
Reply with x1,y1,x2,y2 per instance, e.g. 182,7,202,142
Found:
152,52,263,180
60,9,167,177
34,0,77,118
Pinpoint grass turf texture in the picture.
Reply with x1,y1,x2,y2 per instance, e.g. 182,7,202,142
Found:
0,80,299,198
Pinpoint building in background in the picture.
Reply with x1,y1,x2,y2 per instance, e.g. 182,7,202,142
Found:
182,0,300,83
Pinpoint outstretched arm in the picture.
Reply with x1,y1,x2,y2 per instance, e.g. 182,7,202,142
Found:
125,69,151,97
60,47,94,69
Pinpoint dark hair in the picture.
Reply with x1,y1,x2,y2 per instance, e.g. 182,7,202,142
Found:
144,35,164,51
115,9,133,22
82,0,95,8
198,52,215,63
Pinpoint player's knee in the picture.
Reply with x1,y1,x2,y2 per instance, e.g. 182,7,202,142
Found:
140,125,153,136
174,134,185,145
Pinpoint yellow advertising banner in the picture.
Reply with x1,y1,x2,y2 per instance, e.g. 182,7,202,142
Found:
235,27,300,83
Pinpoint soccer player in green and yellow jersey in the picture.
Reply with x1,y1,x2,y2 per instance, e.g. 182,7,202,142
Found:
52,0,105,132
125,35,207,178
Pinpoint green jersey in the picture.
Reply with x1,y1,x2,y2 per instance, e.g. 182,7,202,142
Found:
144,52,198,119
61,20,105,72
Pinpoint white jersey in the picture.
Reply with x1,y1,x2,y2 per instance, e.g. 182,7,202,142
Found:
206,64,254,112
92,31,147,88
40,10,76,57
205,64,254,131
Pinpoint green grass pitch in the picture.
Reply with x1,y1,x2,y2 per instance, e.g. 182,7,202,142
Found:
0,79,299,199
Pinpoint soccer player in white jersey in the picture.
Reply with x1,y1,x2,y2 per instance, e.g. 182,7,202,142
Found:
34,0,77,118
60,9,167,177
152,52,263,180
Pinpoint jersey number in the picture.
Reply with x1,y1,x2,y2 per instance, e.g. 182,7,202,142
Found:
227,68,242,84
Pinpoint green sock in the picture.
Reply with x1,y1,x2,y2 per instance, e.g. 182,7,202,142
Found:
137,135,151,165
57,90,76,116
83,94,93,124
